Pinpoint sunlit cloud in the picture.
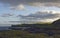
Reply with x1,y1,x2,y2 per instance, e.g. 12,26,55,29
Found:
9,4,25,10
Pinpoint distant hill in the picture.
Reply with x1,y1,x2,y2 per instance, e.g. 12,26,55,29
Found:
52,19,60,26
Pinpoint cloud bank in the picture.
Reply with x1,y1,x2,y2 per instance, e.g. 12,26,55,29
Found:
19,10,60,22
0,0,60,7
0,10,60,24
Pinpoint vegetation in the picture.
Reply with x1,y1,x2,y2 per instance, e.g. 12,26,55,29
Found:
52,19,60,26
0,30,59,38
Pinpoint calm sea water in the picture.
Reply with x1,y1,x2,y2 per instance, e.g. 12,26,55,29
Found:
0,24,11,31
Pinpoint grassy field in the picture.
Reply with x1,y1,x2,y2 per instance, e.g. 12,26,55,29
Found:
0,30,60,38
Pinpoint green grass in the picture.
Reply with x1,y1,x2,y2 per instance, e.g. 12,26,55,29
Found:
0,30,50,38
0,30,59,38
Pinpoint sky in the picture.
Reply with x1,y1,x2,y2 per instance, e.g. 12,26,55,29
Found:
0,0,60,24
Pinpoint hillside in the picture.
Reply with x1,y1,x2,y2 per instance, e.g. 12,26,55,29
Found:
52,19,60,26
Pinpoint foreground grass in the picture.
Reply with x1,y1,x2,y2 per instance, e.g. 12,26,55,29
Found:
0,30,47,38
0,30,59,38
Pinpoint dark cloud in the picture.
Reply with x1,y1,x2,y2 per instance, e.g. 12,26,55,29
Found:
0,0,60,7
19,11,60,20
0,0,60,3
1,13,14,17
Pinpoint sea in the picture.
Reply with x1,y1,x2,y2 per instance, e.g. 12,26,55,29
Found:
0,24,11,31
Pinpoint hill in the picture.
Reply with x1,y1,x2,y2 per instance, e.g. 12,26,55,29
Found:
52,19,60,26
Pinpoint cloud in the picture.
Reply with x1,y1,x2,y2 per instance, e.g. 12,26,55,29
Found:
0,0,60,7
1,13,14,17
19,10,60,22
16,4,25,10
0,0,60,23
0,0,25,10
10,4,25,10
